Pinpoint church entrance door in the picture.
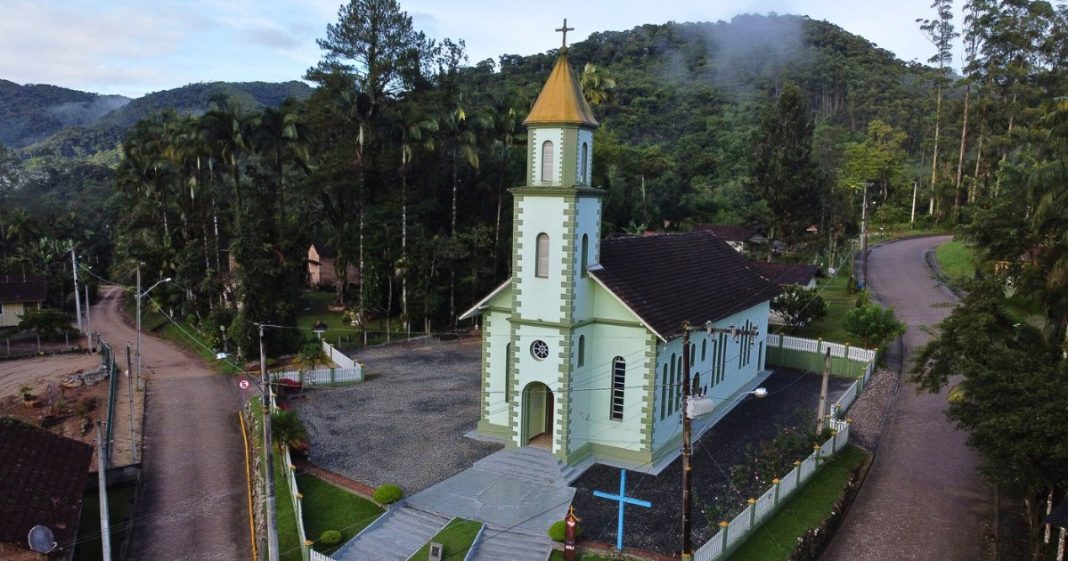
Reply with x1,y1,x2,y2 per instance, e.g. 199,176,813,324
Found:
522,382,554,449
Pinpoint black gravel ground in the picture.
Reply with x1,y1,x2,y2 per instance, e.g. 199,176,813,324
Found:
294,337,502,494
570,369,851,555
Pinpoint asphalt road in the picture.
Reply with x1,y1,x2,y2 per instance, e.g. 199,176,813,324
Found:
91,286,250,561
821,236,991,561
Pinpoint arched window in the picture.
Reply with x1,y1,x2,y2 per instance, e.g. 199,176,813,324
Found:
541,140,554,183
535,233,549,278
690,343,696,364
577,335,585,367
504,343,512,402
580,234,589,278
610,356,626,420
701,338,707,362
692,373,702,396
580,142,589,183
660,364,668,420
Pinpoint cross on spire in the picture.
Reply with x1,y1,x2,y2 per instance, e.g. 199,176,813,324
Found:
555,18,574,49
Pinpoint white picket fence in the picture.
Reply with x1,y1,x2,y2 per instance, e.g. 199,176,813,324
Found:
693,421,853,561
270,393,311,561
766,333,877,363
310,551,334,561
272,367,362,386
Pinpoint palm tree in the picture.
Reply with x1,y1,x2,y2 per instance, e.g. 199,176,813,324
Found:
394,107,437,336
488,105,525,256
580,63,617,106
251,99,312,221
270,409,308,455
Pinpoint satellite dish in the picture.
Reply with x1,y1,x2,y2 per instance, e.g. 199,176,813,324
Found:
27,525,57,554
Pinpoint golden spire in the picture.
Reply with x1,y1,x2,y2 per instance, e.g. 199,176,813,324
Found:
524,22,599,127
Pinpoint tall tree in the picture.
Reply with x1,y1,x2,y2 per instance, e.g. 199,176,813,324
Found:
749,82,821,246
918,0,959,220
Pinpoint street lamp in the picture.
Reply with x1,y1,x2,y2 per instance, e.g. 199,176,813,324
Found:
680,320,764,560
256,323,281,561
135,265,171,390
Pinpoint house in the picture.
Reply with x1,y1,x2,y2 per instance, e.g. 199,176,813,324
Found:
750,262,819,289
459,47,780,473
693,224,766,253
307,243,359,289
0,274,46,328
0,423,93,560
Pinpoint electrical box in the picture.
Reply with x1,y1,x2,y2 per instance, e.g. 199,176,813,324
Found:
428,542,443,561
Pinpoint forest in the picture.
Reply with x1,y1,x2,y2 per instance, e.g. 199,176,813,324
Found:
1,1,1067,556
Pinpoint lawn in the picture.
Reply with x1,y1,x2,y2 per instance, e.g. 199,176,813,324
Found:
726,445,869,561
935,239,977,287
296,291,418,351
405,518,483,561
74,482,136,561
297,474,383,554
274,452,304,561
779,275,859,345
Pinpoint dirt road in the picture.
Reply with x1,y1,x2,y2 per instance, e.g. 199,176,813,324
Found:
822,236,990,561
90,286,250,561
0,352,98,397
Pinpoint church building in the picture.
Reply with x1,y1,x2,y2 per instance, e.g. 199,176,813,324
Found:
459,42,780,473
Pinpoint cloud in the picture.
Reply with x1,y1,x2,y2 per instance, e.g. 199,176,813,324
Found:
240,25,303,49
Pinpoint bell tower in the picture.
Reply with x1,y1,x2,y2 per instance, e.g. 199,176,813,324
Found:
506,22,604,457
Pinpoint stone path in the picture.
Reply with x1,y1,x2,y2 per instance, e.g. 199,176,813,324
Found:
821,236,991,561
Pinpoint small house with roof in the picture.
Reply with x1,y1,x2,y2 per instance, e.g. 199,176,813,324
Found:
0,274,47,328
460,45,780,472
307,243,359,289
694,224,766,253
0,423,92,560
751,262,819,290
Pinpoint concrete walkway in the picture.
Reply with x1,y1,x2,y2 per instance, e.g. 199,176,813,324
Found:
335,447,572,561
821,236,990,561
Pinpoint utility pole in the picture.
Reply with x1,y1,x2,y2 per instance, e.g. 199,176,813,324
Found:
127,343,136,464
816,348,831,434
84,283,92,350
260,324,279,561
680,324,694,561
96,423,112,561
71,249,82,333
860,182,870,288
135,265,142,391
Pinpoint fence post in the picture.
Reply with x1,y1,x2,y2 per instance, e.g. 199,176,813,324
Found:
330,367,336,384
772,478,781,506
794,460,802,487
813,444,822,467
748,498,757,526
831,429,838,453
720,521,729,551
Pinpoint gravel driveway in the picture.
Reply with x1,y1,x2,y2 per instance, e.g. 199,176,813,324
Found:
570,368,850,554
296,337,502,495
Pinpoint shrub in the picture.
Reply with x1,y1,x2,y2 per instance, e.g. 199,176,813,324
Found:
548,520,566,542
373,483,403,504
319,530,342,546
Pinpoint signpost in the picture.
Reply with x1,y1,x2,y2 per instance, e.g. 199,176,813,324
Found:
592,469,652,551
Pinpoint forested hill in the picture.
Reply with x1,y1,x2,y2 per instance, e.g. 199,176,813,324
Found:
3,80,312,158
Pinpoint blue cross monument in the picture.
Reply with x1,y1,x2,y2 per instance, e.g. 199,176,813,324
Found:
593,469,652,551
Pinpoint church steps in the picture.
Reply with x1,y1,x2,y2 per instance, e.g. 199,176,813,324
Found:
331,504,451,561
467,526,552,561
472,447,574,485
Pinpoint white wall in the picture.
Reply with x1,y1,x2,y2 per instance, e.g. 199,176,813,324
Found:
530,128,564,186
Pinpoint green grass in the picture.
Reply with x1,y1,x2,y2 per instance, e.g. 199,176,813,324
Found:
935,239,977,287
782,275,860,345
297,474,383,554
726,445,869,561
274,452,304,561
74,482,136,561
405,518,483,561
296,291,418,350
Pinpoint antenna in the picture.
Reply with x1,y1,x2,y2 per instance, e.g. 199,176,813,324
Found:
27,525,57,554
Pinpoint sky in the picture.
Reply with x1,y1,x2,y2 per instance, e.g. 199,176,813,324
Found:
0,0,964,98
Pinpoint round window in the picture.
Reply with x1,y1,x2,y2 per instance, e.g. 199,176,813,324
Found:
530,340,549,360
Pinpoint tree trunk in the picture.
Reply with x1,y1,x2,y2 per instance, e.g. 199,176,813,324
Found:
929,80,943,218
401,172,408,337
450,146,458,327
954,81,970,221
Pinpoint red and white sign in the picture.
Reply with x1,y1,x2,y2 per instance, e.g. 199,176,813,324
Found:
238,379,250,390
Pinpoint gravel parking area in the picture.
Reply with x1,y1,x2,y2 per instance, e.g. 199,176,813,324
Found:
296,337,502,495
570,368,851,555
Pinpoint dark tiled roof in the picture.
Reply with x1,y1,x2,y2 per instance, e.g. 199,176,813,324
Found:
309,242,337,259
0,274,47,303
0,424,92,551
750,262,819,287
590,232,780,339
693,224,761,242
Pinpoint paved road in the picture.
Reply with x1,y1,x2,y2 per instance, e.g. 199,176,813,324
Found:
91,286,250,561
822,236,991,561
